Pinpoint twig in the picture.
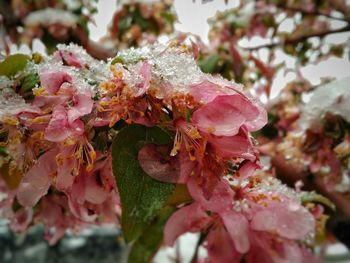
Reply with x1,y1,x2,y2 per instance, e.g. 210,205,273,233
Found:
282,5,348,22
190,232,207,263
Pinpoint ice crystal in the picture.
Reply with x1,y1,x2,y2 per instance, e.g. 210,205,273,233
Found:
117,44,204,92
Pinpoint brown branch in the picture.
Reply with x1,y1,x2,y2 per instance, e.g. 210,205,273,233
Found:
243,25,350,51
74,26,115,60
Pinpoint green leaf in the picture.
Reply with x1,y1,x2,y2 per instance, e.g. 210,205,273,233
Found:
112,124,175,242
198,54,220,73
21,73,39,92
299,191,336,211
0,54,29,77
128,206,175,263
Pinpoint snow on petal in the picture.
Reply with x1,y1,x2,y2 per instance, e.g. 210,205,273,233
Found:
16,148,58,207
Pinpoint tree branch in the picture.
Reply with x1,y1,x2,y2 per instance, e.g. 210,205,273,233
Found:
243,25,350,51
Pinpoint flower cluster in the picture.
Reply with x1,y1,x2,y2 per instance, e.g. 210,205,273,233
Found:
0,43,324,262
274,78,350,194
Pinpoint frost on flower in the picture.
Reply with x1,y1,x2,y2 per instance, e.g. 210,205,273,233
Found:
0,43,325,262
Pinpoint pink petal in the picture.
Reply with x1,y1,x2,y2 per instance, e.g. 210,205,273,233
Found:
164,202,211,246
84,174,109,204
237,161,260,180
206,226,241,263
192,94,264,136
67,176,97,222
32,94,68,109
187,178,234,214
67,91,93,124
251,201,315,240
222,211,250,254
55,158,75,191
208,133,256,161
45,105,84,142
17,148,58,207
40,70,72,94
